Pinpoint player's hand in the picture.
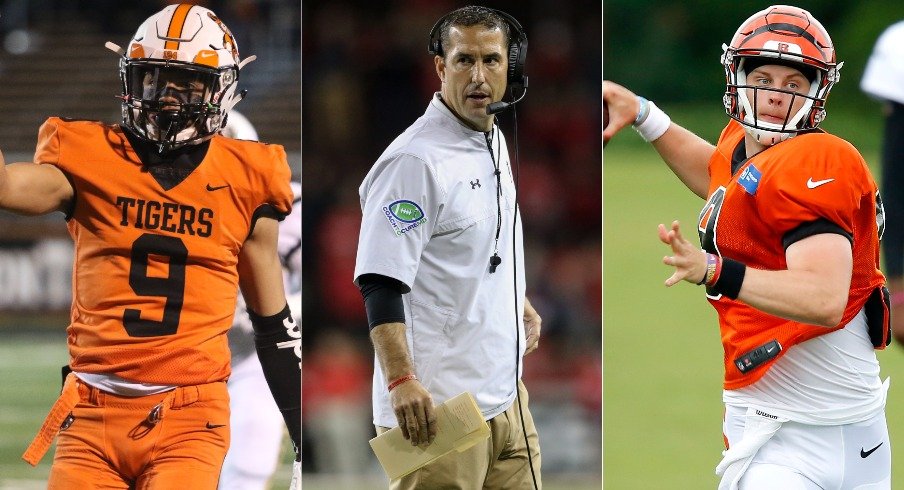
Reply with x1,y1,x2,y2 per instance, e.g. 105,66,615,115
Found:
523,298,542,355
391,379,437,446
603,80,641,146
658,221,707,286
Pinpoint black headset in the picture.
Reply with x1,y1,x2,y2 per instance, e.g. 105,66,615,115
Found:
427,7,528,93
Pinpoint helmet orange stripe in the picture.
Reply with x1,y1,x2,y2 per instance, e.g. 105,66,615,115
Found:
164,4,194,51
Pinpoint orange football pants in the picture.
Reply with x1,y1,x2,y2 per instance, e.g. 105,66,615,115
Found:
25,374,230,489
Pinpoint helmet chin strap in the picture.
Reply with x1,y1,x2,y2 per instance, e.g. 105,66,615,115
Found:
752,128,791,146
155,111,180,153
153,109,197,153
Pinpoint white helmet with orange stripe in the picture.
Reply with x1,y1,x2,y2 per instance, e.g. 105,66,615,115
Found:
107,4,255,152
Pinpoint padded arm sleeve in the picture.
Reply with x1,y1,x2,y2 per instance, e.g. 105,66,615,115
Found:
248,303,301,460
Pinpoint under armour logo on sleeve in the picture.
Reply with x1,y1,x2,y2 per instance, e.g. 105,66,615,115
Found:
470,179,481,189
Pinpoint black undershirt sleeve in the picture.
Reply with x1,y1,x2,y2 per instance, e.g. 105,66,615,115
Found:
782,218,852,251
358,273,406,330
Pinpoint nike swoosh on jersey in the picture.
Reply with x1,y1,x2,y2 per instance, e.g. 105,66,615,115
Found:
806,178,835,189
861,441,883,458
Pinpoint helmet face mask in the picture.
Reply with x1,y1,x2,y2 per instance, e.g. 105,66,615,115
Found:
721,5,841,146
116,4,246,153
122,60,229,150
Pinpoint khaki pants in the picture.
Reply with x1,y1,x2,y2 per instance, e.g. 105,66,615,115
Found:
35,375,230,489
377,379,542,490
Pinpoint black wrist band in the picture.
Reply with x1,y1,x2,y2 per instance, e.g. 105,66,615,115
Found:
711,258,746,299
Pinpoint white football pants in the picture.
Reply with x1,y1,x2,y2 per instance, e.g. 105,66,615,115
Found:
722,405,890,490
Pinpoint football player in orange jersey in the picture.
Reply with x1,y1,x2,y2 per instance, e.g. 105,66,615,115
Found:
605,5,891,489
0,4,299,489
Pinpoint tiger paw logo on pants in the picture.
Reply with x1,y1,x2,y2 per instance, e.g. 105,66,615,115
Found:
383,200,427,236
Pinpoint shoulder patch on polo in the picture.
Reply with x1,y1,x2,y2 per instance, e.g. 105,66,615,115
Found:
382,200,428,236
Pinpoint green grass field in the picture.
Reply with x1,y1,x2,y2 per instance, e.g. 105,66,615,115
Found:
603,137,904,488
0,332,293,488
0,332,64,484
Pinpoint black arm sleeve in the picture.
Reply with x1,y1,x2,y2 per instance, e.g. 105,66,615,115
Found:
248,303,300,460
358,273,406,330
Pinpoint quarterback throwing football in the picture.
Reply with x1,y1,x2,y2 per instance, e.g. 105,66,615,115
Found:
605,5,891,489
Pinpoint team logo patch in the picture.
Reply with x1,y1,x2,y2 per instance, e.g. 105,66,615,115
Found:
738,164,761,195
383,200,428,236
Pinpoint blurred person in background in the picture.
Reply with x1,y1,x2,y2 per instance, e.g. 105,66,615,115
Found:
301,329,373,476
605,5,891,489
0,5,299,488
861,20,904,346
219,111,301,490
354,6,542,489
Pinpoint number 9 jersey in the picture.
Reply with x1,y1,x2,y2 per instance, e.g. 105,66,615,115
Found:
35,117,294,386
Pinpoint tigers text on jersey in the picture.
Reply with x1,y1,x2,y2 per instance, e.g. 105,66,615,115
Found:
700,120,885,389
37,117,293,386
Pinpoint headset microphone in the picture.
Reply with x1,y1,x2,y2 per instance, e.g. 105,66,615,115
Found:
486,85,529,115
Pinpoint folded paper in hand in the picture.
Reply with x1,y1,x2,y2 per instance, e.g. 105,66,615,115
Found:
369,392,491,480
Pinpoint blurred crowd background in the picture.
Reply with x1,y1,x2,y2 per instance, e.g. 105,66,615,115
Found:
302,0,602,483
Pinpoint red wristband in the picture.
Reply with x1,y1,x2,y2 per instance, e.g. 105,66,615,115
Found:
387,374,417,392
706,255,723,288
697,253,718,285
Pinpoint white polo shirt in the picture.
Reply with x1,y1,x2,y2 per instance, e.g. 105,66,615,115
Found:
355,94,526,428
861,20,904,104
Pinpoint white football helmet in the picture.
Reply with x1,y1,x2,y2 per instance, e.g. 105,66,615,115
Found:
721,5,841,146
111,4,253,152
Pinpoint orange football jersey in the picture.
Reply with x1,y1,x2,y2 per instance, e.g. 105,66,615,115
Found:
701,120,885,390
36,117,293,385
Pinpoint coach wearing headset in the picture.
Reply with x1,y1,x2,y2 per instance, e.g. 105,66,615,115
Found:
354,5,543,489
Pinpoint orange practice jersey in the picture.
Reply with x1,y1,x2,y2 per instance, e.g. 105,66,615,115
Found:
700,120,885,389
36,117,293,385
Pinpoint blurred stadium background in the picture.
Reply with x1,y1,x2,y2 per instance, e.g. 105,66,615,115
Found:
0,1,299,487
605,0,904,487
301,0,601,488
